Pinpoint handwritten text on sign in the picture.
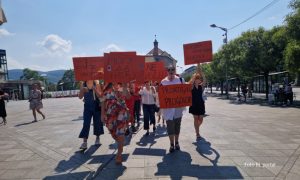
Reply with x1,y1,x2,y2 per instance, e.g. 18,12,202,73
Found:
73,57,104,81
104,52,145,83
144,61,167,82
183,40,213,65
158,84,192,108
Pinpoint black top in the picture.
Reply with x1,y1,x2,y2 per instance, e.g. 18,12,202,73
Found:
189,85,205,116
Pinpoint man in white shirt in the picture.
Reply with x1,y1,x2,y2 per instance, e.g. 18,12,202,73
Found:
161,65,185,153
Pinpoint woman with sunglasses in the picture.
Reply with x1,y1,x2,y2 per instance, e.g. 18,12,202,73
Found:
188,68,206,141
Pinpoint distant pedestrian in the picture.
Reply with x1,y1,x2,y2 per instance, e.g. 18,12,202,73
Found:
188,69,206,141
133,83,141,126
101,82,130,164
161,65,185,153
29,84,45,122
241,84,248,102
285,84,293,105
78,80,104,150
139,81,156,135
0,88,8,125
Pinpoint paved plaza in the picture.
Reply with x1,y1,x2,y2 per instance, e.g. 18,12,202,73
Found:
0,95,300,179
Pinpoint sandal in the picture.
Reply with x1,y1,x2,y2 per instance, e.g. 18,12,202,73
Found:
32,120,38,123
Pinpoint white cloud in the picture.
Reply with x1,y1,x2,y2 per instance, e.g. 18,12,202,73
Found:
268,16,277,21
7,56,25,69
0,29,15,37
100,44,123,53
37,34,72,54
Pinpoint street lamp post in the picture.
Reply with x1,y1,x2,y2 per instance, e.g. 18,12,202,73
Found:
210,24,229,99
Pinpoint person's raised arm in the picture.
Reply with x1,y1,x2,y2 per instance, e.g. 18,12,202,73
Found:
78,81,85,99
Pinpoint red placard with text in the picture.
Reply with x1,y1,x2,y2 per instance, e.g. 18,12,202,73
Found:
104,52,145,83
158,84,192,108
144,61,167,82
183,40,213,65
73,56,104,81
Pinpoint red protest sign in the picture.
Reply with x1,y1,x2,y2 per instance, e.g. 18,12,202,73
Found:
73,56,104,81
144,61,167,82
104,52,145,83
183,40,213,65
158,84,192,108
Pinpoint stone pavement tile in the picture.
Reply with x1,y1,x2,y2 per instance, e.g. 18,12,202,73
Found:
280,149,296,156
239,166,275,177
123,158,144,168
253,143,299,150
119,168,145,179
289,160,300,175
244,149,287,157
251,156,289,167
145,157,163,167
0,168,30,179
0,154,14,161
0,148,33,155
285,172,300,180
218,149,247,156
252,177,277,180
5,152,34,161
231,156,257,166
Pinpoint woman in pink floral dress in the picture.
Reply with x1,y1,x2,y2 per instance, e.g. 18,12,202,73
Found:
101,82,129,164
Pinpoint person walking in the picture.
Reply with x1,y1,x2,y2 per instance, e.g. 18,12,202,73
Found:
29,84,45,122
188,70,206,141
139,81,156,135
78,80,104,150
0,88,8,125
101,82,129,164
161,65,185,153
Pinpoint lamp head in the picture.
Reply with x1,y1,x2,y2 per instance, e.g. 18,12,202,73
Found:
210,24,217,28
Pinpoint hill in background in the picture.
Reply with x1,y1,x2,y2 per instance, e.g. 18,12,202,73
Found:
8,69,66,83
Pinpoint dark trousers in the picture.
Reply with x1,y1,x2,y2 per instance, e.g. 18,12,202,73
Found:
79,108,104,139
134,100,141,123
143,104,155,130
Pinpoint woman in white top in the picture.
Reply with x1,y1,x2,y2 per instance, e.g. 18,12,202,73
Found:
139,81,156,135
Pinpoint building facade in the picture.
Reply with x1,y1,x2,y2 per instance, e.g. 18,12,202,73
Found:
0,49,9,82
145,39,177,68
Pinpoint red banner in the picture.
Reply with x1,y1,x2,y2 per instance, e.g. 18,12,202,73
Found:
183,40,213,65
158,84,192,108
144,61,167,82
73,56,104,81
104,52,145,83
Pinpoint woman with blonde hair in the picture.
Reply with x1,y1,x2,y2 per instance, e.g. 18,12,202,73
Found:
188,68,206,140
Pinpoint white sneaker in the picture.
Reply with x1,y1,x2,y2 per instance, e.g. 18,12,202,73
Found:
95,137,100,145
80,142,87,149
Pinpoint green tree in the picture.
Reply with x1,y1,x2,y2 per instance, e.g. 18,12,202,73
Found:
57,69,77,90
285,0,300,84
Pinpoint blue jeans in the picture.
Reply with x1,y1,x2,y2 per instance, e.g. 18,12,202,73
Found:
142,104,155,130
79,108,104,139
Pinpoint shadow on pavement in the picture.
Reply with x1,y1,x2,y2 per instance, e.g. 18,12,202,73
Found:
43,171,92,180
193,138,220,166
15,121,34,127
71,116,83,121
155,150,243,179
50,145,100,179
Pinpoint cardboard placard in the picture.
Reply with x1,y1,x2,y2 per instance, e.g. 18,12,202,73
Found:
104,52,145,83
158,84,192,108
144,61,167,82
73,57,104,81
183,40,213,65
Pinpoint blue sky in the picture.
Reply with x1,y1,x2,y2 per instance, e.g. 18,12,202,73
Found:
0,0,292,73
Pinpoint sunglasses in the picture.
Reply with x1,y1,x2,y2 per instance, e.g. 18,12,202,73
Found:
168,68,175,72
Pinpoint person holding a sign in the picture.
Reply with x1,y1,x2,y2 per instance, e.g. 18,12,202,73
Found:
188,69,206,141
101,82,130,164
139,81,157,136
161,65,186,153
78,80,104,150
